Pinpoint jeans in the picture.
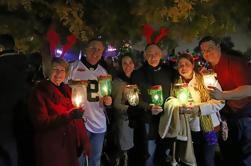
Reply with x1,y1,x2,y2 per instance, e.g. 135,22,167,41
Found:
145,124,156,166
79,131,105,166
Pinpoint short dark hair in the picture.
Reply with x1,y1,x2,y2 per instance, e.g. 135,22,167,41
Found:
0,34,15,50
198,36,220,48
118,52,136,67
87,37,105,48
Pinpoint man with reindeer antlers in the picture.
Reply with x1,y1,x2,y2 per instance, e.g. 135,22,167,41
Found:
130,24,175,166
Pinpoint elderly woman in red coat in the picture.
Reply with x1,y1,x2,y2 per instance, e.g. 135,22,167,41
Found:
29,57,90,166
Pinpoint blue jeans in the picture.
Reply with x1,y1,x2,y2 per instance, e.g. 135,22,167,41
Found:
145,124,156,166
79,131,105,166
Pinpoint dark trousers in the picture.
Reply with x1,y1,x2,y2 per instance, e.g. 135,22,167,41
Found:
219,117,251,166
192,131,217,166
0,139,18,166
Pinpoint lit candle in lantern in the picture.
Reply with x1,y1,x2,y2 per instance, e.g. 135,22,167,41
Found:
175,83,192,105
98,75,112,96
149,85,163,106
69,80,87,108
125,85,139,106
73,94,82,108
203,73,217,87
102,86,108,95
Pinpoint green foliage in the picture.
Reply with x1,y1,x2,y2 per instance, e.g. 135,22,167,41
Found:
0,0,91,53
0,0,251,53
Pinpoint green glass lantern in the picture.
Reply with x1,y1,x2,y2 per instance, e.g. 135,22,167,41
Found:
149,85,163,106
175,83,192,105
98,75,112,96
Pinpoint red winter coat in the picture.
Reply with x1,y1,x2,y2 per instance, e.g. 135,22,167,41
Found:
29,80,90,166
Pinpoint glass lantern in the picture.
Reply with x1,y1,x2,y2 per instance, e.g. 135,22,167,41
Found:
148,85,163,106
203,72,217,88
125,85,139,106
69,80,87,108
98,75,112,97
174,83,192,106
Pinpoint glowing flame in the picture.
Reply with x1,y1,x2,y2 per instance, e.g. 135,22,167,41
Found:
154,94,159,101
203,74,216,87
73,95,82,108
102,86,108,95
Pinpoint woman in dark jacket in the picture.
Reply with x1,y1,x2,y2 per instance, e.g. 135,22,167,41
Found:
29,57,90,166
111,52,136,165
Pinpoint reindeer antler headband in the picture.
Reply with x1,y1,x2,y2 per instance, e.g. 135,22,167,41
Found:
46,26,76,58
143,24,169,45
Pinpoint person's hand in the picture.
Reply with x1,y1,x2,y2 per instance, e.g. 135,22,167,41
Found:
179,105,192,114
179,106,188,114
150,105,163,115
190,105,200,116
208,86,224,100
179,105,200,115
69,108,83,120
199,66,208,74
102,96,112,106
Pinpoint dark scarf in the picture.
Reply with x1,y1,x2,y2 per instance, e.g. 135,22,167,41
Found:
81,56,98,70
118,71,132,84
144,61,162,85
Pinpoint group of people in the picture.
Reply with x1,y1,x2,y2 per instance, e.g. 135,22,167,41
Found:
1,33,251,166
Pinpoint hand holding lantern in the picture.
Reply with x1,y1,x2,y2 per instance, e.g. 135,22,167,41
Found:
69,108,83,119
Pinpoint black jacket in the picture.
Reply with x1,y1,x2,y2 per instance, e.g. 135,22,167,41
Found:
131,61,174,139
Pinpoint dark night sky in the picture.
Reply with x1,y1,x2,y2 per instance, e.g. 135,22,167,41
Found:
177,28,251,53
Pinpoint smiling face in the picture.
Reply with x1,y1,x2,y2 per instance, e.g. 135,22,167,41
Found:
49,63,67,86
144,45,162,67
86,40,105,65
177,57,194,80
121,55,135,78
200,40,221,66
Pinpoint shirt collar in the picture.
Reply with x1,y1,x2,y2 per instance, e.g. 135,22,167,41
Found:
81,56,98,70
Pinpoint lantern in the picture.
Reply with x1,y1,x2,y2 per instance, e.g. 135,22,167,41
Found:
69,80,87,108
125,85,139,106
98,75,112,97
175,83,192,105
148,85,163,106
203,72,217,87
